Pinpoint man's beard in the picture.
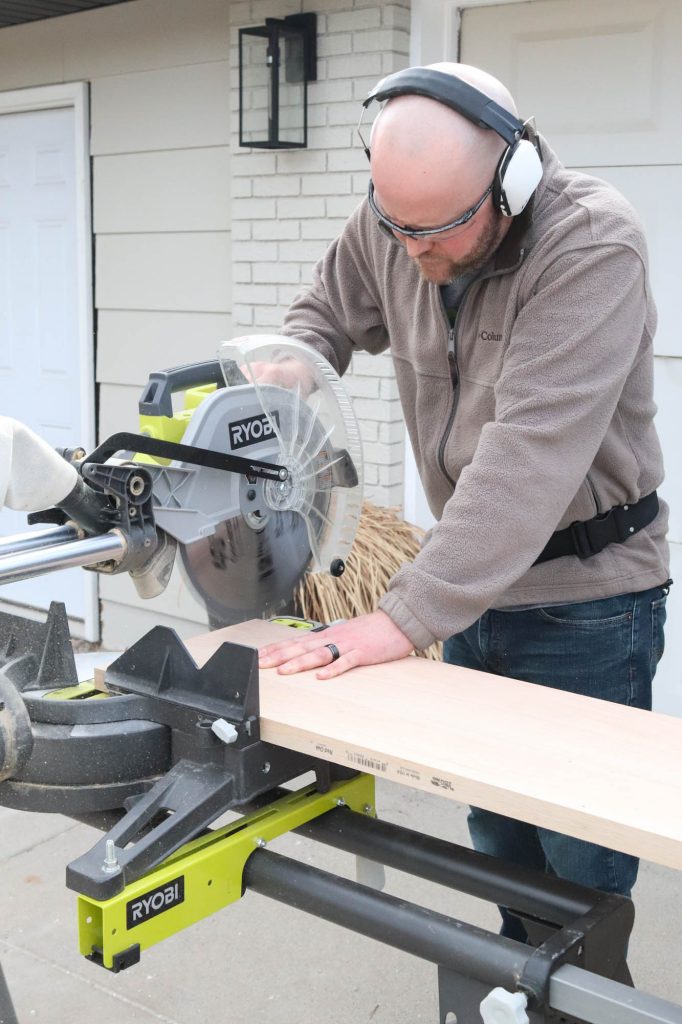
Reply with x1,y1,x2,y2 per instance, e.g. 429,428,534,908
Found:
413,213,505,284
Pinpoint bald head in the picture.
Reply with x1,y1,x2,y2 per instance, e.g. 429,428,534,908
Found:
370,63,517,231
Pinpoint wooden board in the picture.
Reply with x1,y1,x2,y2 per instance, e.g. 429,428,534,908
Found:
98,619,682,871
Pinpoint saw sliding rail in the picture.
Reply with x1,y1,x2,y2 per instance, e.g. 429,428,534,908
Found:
0,523,80,557
0,523,119,586
0,531,125,584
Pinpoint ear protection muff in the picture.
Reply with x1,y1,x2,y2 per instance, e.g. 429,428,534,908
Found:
362,67,543,217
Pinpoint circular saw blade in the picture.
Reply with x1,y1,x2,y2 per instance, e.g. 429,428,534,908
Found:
180,507,320,627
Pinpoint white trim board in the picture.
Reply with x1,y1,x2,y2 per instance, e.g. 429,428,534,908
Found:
0,81,98,641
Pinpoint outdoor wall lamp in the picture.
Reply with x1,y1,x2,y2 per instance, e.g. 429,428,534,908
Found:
239,13,317,149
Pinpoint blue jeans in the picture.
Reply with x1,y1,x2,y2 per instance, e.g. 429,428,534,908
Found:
443,584,669,941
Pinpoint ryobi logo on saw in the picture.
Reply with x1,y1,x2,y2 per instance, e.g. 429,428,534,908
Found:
229,411,280,451
126,876,185,929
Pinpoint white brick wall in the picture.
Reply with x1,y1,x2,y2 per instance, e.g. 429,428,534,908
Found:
230,0,410,507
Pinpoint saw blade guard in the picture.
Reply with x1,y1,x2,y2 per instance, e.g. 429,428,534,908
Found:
218,336,363,574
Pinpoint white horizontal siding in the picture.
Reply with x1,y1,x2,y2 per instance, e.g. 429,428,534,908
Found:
61,0,231,78
97,310,231,387
96,233,231,312
94,148,231,233
0,19,65,90
101,599,208,650
98,382,145,439
91,61,231,156
0,0,231,88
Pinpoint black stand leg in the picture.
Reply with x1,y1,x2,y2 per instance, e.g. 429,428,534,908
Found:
0,959,19,1024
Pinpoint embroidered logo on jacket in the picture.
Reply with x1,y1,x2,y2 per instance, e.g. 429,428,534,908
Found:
479,331,502,342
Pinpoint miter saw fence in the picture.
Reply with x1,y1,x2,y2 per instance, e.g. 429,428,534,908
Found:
0,336,363,626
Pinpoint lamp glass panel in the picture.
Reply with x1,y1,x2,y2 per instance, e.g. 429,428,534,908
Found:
277,27,305,145
241,32,271,145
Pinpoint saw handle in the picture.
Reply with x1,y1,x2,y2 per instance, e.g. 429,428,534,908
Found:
139,360,244,418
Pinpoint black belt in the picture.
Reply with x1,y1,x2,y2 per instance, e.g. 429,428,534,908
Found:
534,491,659,565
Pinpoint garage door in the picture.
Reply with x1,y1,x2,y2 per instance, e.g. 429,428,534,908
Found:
0,89,97,637
407,0,681,713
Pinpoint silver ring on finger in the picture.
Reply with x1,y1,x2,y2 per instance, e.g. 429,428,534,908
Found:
324,642,340,663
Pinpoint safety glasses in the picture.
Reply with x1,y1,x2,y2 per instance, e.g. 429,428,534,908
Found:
367,177,493,240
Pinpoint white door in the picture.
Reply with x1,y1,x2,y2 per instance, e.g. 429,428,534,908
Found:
0,88,97,637
408,0,682,713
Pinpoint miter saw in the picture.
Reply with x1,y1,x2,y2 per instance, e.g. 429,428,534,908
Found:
0,332,365,867
0,334,363,625
0,337,673,1024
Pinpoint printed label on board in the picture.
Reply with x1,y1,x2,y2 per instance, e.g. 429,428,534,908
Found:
345,750,388,773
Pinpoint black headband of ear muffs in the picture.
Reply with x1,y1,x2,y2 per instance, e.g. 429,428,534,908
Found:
363,68,525,148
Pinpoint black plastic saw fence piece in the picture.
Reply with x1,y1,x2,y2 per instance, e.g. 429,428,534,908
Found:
63,626,320,899
0,605,320,885
82,432,287,483
0,600,77,692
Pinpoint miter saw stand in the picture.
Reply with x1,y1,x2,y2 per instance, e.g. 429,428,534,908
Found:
1,605,681,1024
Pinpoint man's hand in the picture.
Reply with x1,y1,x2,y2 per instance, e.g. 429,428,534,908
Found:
245,358,315,396
259,610,415,679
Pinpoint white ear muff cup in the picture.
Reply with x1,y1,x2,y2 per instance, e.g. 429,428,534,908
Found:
494,139,543,217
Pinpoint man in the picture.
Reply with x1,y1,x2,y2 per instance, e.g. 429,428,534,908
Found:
258,63,670,931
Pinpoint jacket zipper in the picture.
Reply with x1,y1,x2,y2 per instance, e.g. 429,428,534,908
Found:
437,301,464,489
435,248,527,491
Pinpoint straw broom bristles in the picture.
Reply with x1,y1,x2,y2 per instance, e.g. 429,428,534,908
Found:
294,501,443,660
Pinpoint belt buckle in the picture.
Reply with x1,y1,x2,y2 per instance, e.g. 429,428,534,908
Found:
611,503,636,543
569,519,595,559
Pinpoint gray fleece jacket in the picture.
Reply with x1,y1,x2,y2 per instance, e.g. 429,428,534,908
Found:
282,139,669,650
